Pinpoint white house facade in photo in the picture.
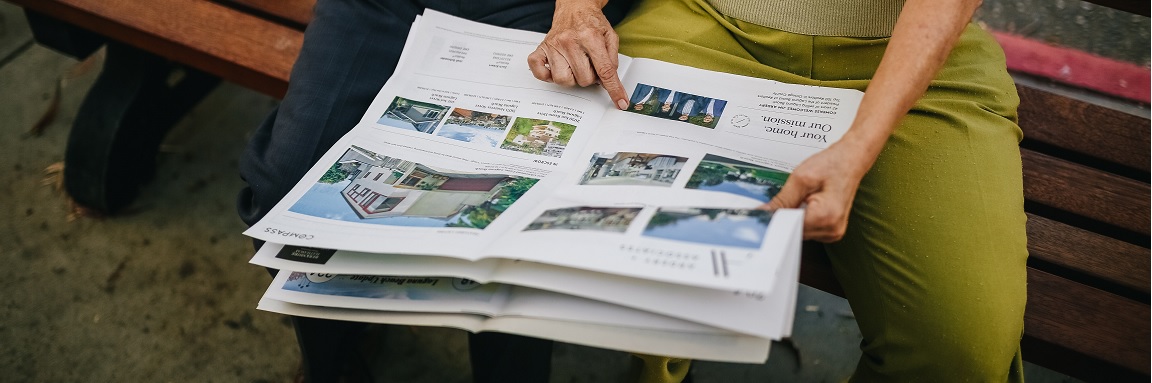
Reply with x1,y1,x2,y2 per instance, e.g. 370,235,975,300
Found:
340,161,510,219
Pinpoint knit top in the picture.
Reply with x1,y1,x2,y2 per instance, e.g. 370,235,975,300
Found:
706,0,907,37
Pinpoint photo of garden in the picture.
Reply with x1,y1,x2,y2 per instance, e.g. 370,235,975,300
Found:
499,118,576,158
523,206,642,233
642,208,773,249
685,154,789,203
289,146,540,229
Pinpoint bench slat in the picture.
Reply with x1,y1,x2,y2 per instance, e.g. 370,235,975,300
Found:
215,0,314,27
1025,269,1150,375
801,247,1151,376
10,0,301,98
1026,213,1150,294
1022,149,1151,235
1017,85,1150,173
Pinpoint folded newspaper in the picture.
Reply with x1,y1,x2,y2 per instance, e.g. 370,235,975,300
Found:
246,10,862,363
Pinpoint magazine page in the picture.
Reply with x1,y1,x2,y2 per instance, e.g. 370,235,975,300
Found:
253,245,505,282
258,298,772,363
252,237,800,339
243,11,628,260
491,225,801,339
483,58,862,290
262,272,511,316
262,269,738,334
243,11,854,291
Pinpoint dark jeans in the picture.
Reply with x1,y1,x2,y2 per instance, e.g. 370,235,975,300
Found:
237,1,633,382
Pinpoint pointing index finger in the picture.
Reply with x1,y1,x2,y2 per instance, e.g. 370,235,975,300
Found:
583,31,628,109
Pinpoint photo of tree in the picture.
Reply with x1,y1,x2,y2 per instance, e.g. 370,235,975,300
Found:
642,208,773,249
500,118,576,158
685,154,789,203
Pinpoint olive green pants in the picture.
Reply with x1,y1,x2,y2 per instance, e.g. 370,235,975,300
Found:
617,0,1029,382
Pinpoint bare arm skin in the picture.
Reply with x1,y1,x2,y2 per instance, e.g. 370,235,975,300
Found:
527,0,630,109
529,0,984,242
763,0,983,242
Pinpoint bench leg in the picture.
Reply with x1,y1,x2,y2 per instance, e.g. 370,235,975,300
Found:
64,41,220,213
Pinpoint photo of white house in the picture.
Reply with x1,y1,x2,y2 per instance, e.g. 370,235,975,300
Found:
500,118,576,158
289,146,540,229
579,152,688,187
377,97,449,133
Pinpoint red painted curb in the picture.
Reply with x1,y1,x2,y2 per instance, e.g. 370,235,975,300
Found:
992,31,1150,103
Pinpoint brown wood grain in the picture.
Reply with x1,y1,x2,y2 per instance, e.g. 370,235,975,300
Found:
216,0,315,26
1022,149,1150,235
1025,269,1150,374
802,244,1151,376
1027,214,1150,293
1017,85,1150,173
9,0,302,98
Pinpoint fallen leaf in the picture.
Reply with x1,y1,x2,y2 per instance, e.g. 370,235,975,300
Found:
25,78,61,138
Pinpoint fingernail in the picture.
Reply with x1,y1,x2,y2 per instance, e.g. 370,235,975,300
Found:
616,99,627,110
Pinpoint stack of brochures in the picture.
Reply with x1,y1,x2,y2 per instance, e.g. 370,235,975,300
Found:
245,10,863,363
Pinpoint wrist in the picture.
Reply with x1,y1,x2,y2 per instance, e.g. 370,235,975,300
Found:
829,133,883,179
556,0,608,12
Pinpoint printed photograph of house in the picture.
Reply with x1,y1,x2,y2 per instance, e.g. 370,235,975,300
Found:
523,206,642,233
289,146,540,229
500,118,576,158
685,154,789,203
642,208,773,249
377,97,449,133
435,108,513,148
579,152,688,187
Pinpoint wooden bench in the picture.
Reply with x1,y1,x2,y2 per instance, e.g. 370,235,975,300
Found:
8,0,1148,381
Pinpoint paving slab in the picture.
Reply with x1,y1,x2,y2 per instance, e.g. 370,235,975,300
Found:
0,1,31,65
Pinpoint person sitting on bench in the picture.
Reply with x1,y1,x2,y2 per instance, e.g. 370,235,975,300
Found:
528,0,1029,381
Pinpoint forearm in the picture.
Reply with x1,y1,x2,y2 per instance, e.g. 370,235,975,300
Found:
556,0,608,10
838,0,983,176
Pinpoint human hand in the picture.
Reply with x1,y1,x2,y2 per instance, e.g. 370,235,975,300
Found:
527,0,629,110
761,143,872,242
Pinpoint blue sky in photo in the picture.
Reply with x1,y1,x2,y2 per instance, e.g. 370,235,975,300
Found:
643,213,768,249
695,181,772,203
436,124,505,147
288,180,451,227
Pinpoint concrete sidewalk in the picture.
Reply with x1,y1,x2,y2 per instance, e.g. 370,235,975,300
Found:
0,2,1084,381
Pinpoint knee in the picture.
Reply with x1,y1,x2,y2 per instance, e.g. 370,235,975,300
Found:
855,307,1024,382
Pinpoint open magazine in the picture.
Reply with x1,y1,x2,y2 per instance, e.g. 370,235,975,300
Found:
259,272,776,362
244,10,862,293
247,10,863,362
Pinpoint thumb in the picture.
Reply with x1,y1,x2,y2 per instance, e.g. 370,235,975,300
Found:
763,178,807,211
